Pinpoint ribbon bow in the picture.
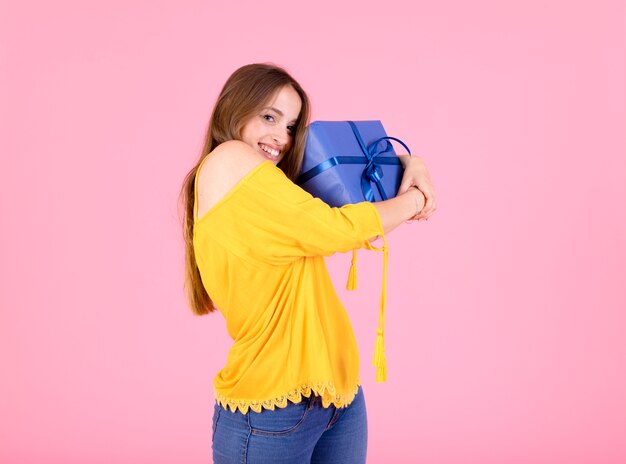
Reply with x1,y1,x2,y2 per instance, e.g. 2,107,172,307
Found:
347,121,411,202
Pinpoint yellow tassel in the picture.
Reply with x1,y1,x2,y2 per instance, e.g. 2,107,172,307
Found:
372,328,387,382
346,249,357,290
370,234,388,382
353,230,390,382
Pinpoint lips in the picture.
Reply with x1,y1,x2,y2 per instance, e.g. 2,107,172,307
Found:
259,143,280,158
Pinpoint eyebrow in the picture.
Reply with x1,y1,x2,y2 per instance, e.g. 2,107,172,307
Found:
262,107,298,124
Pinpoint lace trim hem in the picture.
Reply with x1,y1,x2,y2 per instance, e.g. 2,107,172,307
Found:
215,378,361,414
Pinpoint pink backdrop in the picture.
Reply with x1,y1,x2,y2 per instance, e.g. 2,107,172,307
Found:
1,1,625,463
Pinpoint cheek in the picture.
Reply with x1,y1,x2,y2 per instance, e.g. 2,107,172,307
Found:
241,121,263,141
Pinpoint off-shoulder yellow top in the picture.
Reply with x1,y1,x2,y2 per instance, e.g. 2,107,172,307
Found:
193,157,388,414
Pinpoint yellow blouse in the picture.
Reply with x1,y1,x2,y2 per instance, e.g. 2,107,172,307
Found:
193,157,388,414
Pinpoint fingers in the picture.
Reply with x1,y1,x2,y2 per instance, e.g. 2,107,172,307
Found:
396,176,413,196
397,185,410,196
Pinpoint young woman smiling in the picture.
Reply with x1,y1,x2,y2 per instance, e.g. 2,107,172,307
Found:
179,63,437,464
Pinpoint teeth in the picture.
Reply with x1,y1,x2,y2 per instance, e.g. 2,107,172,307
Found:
260,144,279,157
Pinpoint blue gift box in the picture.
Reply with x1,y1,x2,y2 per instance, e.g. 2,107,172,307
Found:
296,120,411,207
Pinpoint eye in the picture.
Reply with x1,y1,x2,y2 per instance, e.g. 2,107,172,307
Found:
262,114,275,122
287,125,295,134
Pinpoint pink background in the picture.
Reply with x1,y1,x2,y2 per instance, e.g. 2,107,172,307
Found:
1,0,625,463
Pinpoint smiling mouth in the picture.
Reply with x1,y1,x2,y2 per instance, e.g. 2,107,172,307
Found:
259,143,280,159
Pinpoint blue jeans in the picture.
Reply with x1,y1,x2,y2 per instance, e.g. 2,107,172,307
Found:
212,385,368,463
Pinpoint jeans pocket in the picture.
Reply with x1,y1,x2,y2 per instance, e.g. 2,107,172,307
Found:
248,398,310,436
211,402,221,442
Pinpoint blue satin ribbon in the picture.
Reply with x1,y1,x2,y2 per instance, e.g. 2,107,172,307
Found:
296,121,411,202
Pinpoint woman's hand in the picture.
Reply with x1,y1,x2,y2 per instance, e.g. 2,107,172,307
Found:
396,154,437,221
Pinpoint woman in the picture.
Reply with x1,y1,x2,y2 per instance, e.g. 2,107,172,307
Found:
180,63,437,463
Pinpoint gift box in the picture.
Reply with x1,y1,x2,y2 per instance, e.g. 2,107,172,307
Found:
296,120,411,207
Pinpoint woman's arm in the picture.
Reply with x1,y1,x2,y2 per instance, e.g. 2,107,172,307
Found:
371,187,425,238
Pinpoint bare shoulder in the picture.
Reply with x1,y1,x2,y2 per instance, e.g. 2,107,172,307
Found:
212,140,265,166
198,140,267,184
195,141,267,219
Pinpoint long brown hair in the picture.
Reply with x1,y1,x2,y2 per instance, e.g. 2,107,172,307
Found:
178,63,311,315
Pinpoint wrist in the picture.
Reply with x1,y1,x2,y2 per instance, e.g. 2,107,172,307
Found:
408,186,422,218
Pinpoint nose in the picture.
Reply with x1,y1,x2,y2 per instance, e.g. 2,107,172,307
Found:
272,126,290,146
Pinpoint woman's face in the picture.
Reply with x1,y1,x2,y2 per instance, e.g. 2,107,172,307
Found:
240,85,302,165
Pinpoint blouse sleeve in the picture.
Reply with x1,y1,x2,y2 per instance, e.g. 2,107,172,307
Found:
217,161,384,266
